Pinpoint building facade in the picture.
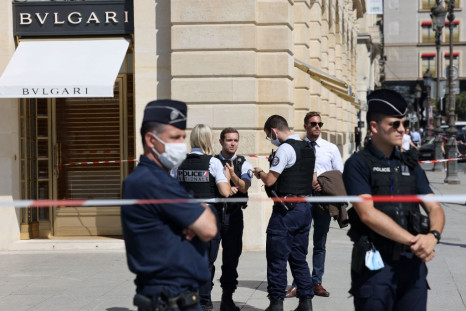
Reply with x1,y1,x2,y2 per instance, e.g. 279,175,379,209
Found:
383,0,465,128
0,0,368,250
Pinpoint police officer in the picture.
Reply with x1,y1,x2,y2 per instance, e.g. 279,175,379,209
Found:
121,100,218,311
213,127,253,311
175,124,232,311
253,115,316,311
343,89,445,311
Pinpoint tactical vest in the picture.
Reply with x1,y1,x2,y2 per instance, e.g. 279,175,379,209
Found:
274,140,315,196
177,154,217,199
215,155,249,208
348,146,424,251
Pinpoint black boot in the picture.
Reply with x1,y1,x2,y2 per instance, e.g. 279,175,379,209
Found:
265,298,284,311
201,301,213,311
220,292,240,311
293,297,313,311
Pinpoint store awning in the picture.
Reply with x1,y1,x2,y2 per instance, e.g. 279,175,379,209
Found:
0,38,129,98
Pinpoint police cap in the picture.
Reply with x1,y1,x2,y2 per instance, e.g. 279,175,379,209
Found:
367,89,408,118
143,99,187,129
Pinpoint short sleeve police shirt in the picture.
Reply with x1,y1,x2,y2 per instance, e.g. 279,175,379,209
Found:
269,134,301,174
343,143,433,196
217,152,254,182
121,155,209,288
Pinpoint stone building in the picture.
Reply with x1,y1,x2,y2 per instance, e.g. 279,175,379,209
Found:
0,0,368,250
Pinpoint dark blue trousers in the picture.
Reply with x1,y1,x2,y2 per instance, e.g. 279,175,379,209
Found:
266,202,314,299
311,206,331,286
350,252,428,311
199,206,244,304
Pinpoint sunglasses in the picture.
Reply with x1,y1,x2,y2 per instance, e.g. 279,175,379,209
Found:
388,120,410,130
309,122,324,128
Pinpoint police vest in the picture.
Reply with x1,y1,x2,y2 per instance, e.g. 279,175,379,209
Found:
348,147,424,248
274,140,315,196
215,155,249,208
177,154,217,199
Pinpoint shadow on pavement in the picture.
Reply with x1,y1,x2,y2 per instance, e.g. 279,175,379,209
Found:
107,308,134,311
440,241,466,248
238,280,268,293
239,304,266,311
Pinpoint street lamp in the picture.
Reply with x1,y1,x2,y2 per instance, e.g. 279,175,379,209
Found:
423,68,433,138
444,0,460,184
431,1,447,172
415,84,422,131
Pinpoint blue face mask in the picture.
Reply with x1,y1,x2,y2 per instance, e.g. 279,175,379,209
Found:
365,244,384,271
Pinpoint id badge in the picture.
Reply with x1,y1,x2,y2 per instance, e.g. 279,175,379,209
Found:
401,164,410,176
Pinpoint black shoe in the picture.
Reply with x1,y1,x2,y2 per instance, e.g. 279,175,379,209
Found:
220,292,240,311
293,297,313,311
265,298,284,311
201,301,214,311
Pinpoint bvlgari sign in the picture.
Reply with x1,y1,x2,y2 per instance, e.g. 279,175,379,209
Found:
13,0,134,36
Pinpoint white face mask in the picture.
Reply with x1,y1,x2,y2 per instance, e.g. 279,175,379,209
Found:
270,129,281,147
151,133,187,169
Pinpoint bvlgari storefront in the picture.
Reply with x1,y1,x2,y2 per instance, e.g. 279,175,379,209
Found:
0,0,135,239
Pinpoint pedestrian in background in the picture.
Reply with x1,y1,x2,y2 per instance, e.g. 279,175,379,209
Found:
411,128,421,147
175,124,233,311
254,115,316,311
212,127,254,311
354,127,362,152
286,111,343,299
121,100,218,311
343,89,445,311
363,128,372,147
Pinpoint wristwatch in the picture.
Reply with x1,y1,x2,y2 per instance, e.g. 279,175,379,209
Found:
429,230,441,243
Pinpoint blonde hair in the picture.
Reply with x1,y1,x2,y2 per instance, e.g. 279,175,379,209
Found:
190,124,215,155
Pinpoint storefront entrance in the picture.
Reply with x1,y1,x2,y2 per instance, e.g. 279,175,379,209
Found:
19,74,134,238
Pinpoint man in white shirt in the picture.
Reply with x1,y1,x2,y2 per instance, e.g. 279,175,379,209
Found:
287,111,343,298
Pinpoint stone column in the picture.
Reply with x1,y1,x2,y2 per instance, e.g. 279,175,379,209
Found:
0,0,20,249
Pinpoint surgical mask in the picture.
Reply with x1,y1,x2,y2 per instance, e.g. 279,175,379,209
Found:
270,129,281,147
365,244,384,271
151,134,187,169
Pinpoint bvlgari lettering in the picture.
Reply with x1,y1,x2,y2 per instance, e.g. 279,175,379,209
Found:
19,11,128,25
22,87,89,96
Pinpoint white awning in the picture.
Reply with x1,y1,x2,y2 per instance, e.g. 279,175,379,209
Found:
0,38,129,98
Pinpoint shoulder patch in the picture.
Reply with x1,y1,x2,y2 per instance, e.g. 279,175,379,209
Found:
247,169,253,178
272,156,280,167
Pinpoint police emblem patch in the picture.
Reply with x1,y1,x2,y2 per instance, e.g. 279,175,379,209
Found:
247,169,253,178
272,156,280,166
170,109,180,121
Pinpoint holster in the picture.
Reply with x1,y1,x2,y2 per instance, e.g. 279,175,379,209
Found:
351,235,372,274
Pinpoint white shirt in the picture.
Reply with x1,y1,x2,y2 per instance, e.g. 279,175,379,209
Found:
270,134,302,174
402,134,411,151
217,152,254,181
171,148,228,184
305,136,343,176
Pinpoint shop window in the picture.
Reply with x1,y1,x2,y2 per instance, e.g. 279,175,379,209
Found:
421,21,435,43
421,53,437,77
421,0,436,10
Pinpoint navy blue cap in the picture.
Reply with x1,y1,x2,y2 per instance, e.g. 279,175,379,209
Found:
367,89,408,118
142,99,187,129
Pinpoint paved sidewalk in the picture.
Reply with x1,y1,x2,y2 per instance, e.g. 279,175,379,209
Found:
0,167,465,311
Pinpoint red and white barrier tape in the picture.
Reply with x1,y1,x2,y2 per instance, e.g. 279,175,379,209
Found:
1,194,465,208
61,155,465,167
418,157,466,164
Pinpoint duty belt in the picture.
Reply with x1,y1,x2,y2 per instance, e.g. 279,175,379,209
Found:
133,290,199,311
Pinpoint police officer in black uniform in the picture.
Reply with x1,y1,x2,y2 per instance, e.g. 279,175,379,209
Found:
343,89,445,311
212,127,254,311
121,100,218,311
253,115,316,311
175,124,232,311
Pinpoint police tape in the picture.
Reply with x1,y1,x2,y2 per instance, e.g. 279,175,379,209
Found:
61,155,465,167
1,195,465,208
418,156,466,164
